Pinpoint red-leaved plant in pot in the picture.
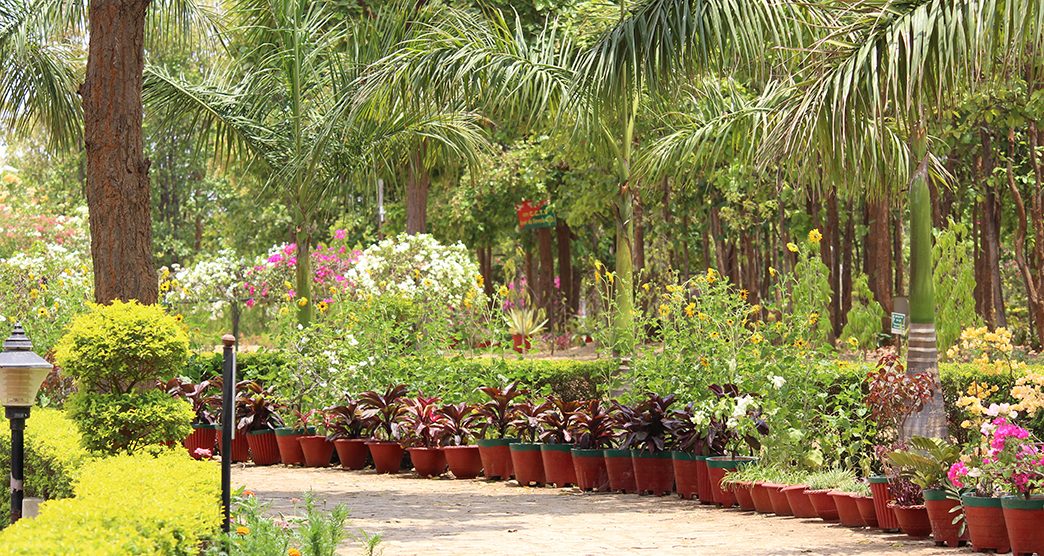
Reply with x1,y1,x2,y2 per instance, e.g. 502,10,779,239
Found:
326,396,374,470
275,408,319,466
568,399,614,491
476,382,527,480
538,396,582,487
297,409,335,467
887,437,965,546
359,384,408,474
510,401,551,486
403,393,449,478
604,401,636,493
864,354,936,532
205,376,252,463
705,384,765,507
162,377,218,460
439,403,484,479
235,381,285,465
665,402,712,502
617,393,676,496
885,477,931,537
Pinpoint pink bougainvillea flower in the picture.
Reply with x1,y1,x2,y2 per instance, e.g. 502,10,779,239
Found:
334,229,347,240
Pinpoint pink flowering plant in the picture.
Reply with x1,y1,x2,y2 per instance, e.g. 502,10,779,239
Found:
241,234,361,314
947,412,1044,498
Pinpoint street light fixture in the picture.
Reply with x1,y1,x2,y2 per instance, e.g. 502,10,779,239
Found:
0,323,52,523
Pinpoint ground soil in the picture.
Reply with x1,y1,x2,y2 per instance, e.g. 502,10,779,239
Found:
237,465,958,556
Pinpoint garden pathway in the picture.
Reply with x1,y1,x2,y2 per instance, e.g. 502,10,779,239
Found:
238,465,957,556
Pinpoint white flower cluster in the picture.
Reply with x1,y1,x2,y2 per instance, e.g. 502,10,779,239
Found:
160,249,247,318
344,233,482,308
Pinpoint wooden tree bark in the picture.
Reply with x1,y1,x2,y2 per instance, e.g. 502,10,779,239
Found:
81,0,158,305
825,190,842,339
974,130,1007,328
1010,124,1044,346
864,198,893,315
536,226,554,324
405,146,429,235
556,221,575,316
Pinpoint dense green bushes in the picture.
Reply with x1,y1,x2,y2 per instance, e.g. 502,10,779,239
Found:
0,451,221,555
67,390,193,454
0,409,91,525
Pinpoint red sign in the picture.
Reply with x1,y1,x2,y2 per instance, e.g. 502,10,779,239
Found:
516,199,555,231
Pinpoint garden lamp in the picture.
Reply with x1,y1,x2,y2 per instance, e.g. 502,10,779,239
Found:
0,323,52,523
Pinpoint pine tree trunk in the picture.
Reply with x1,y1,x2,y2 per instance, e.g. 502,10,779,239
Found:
405,147,429,235
81,0,157,305
905,123,946,440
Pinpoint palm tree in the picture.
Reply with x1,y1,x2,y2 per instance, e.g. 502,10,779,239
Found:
144,0,490,324
765,0,1044,437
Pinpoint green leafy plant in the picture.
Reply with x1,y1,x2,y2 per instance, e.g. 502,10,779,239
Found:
477,381,528,438
54,300,190,394
504,306,548,337
67,390,193,454
358,384,409,441
887,436,962,490
206,492,361,556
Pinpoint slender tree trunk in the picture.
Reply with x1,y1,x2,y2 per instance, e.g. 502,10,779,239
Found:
842,200,855,325
478,245,493,297
633,192,645,278
405,146,429,235
556,221,575,317
536,226,554,323
1009,124,1044,345
864,198,893,314
294,228,313,325
81,0,157,304
825,189,842,339
905,120,946,440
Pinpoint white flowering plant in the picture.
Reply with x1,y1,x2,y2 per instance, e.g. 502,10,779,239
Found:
159,249,248,320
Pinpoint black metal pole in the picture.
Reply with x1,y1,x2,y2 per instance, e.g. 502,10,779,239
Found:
220,334,235,533
6,406,29,524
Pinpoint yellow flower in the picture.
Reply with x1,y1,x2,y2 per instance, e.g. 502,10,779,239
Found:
236,525,250,535
159,282,170,292
283,281,293,290
329,286,339,296
684,303,696,317
594,270,602,282
642,283,651,292
658,304,670,317
709,331,720,340
769,266,777,277
705,268,717,284
288,549,302,556
606,272,615,284
739,289,749,300
808,228,823,243
698,311,709,321
475,274,484,287
847,337,859,349
726,319,734,326
316,301,329,313
960,420,973,429
36,307,48,317
174,314,184,322
749,304,761,314
700,357,710,367
498,285,509,297
279,306,289,316
29,289,39,299
808,312,819,325
786,242,799,253
750,332,764,344
297,297,309,307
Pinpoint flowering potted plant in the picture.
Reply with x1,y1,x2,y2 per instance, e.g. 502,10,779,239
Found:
538,396,582,487
162,377,218,459
887,437,963,544
235,381,285,465
402,393,449,478
476,382,527,480
326,396,374,470
864,353,936,532
438,403,484,479
705,384,766,506
297,409,335,467
509,401,551,486
568,399,615,491
666,402,713,502
359,384,409,474
618,393,677,496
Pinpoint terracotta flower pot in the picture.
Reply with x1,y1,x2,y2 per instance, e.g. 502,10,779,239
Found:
706,456,755,507
408,447,447,478
572,449,609,491
366,440,404,474
274,427,314,466
183,424,217,459
868,476,901,532
511,334,532,353
694,455,715,505
229,433,250,462
783,485,818,518
444,445,483,479
852,494,880,528
297,436,333,467
604,449,637,493
333,438,369,470
831,491,865,527
765,483,794,516
1001,496,1044,556
247,429,281,466
888,503,932,538
923,489,966,547
541,444,576,487
477,438,515,480
672,452,700,500
805,489,840,521
751,482,776,514
510,443,545,486
962,495,1009,553
733,481,756,511
631,451,675,496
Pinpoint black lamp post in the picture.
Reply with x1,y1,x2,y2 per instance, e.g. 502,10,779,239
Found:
0,324,52,524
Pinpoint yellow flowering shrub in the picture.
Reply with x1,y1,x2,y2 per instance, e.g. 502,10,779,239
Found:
1011,372,1044,416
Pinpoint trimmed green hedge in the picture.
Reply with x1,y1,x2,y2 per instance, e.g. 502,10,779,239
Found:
0,408,91,525
0,450,221,555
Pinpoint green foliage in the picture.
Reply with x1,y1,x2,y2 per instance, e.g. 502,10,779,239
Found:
0,450,221,555
840,274,886,350
0,408,91,526
933,222,981,355
54,300,190,393
67,390,193,455
789,235,833,345
887,436,961,490
206,493,363,556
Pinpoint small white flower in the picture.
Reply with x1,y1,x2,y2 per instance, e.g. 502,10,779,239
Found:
769,375,786,389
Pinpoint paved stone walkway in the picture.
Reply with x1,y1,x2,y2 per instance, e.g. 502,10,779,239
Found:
236,465,960,556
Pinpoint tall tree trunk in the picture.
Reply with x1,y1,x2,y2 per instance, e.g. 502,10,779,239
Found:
405,146,429,235
842,200,855,325
825,189,842,339
556,221,575,316
905,121,946,440
864,198,893,314
478,245,493,297
294,228,313,325
613,185,635,353
633,193,645,278
81,0,157,305
536,227,554,323
1010,124,1044,346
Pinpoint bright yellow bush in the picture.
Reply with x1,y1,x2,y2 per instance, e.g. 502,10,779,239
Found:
0,450,221,555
